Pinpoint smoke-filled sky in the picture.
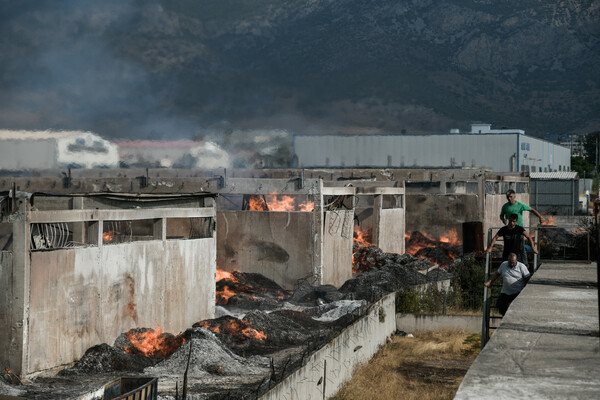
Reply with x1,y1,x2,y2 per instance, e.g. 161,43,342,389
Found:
1,1,599,139
0,1,199,138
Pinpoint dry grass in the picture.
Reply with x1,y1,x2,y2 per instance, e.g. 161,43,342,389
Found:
331,330,480,400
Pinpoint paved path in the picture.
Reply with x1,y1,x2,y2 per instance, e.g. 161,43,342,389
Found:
454,262,599,400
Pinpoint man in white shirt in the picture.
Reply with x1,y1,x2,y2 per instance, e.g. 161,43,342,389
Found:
484,253,531,316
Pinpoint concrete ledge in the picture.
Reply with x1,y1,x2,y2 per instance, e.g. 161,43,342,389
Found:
455,262,600,400
260,293,396,400
396,313,484,333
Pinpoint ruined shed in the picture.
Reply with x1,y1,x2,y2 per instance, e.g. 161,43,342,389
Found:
216,178,356,290
0,192,217,377
325,181,406,254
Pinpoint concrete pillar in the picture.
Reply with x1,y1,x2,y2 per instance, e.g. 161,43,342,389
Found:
153,218,166,241
9,197,30,376
372,194,383,247
440,180,447,194
88,220,102,246
72,196,85,244
312,180,324,285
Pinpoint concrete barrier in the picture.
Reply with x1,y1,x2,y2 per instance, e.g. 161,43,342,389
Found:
396,313,484,333
259,293,396,400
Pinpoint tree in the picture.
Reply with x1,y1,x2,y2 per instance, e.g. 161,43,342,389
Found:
571,156,594,177
583,131,600,167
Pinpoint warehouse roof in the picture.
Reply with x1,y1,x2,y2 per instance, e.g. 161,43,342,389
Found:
529,171,578,180
0,130,97,140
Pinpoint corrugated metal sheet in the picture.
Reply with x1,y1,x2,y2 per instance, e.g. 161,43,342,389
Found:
294,133,571,173
530,171,578,180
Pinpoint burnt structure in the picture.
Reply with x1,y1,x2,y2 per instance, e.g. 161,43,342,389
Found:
0,190,217,377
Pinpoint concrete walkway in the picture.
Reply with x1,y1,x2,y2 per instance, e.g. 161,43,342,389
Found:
455,262,599,400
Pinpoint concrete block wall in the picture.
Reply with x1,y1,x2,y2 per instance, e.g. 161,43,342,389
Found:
260,293,396,400
1,204,217,377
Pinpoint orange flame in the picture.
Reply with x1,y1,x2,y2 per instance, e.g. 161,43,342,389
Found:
103,231,114,242
540,215,555,226
216,269,234,282
405,229,462,266
439,228,460,245
353,225,372,247
248,194,314,212
196,318,267,341
125,326,186,358
5,368,11,374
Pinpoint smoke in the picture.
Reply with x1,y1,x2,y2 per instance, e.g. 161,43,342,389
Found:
0,1,201,139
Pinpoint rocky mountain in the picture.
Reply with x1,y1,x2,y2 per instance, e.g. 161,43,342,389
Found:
0,0,598,138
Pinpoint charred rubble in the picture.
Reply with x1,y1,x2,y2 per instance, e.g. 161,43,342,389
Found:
3,242,456,399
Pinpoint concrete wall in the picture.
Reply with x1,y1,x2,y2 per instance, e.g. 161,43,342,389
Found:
377,208,405,254
217,211,316,289
396,313,485,333
260,293,396,400
322,210,354,288
217,210,353,289
0,251,12,370
406,194,480,240
25,239,215,374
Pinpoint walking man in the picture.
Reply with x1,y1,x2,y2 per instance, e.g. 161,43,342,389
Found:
486,213,538,273
484,253,531,316
500,189,545,227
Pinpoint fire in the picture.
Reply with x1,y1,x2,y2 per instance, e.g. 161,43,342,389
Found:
353,225,374,274
353,225,371,247
216,268,248,305
103,231,114,242
5,368,11,374
405,229,462,267
541,215,555,226
439,228,459,245
196,318,267,341
248,194,314,212
216,269,234,282
125,326,186,358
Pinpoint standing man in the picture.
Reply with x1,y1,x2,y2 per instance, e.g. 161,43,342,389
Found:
486,213,538,273
500,189,545,226
484,253,531,316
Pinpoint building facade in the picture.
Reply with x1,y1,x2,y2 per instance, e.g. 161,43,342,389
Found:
294,124,571,173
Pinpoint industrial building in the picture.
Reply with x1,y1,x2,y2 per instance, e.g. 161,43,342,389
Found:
116,139,231,169
293,123,571,173
0,130,119,170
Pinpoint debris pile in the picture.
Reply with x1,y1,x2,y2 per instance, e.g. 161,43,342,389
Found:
405,230,462,267
10,242,456,399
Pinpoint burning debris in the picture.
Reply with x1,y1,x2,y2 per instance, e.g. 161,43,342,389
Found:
13,240,455,399
122,326,186,359
245,194,314,212
405,229,462,267
216,269,291,308
144,328,270,378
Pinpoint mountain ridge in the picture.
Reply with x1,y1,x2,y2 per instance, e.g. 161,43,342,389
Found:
0,0,598,138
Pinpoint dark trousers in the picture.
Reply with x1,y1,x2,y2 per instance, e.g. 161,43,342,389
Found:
496,292,519,316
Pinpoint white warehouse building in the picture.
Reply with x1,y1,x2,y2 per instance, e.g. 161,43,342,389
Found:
0,130,119,170
294,123,571,173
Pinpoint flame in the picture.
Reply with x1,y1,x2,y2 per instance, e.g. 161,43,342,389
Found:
353,225,374,274
5,368,11,374
541,215,555,226
405,229,462,267
216,269,234,282
103,231,114,242
248,194,314,212
196,318,267,341
125,326,186,358
439,228,459,245
353,225,372,247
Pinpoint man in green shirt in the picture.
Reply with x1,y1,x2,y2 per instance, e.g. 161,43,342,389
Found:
500,189,545,227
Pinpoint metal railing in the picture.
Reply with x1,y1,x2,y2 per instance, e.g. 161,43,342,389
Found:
481,223,593,348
